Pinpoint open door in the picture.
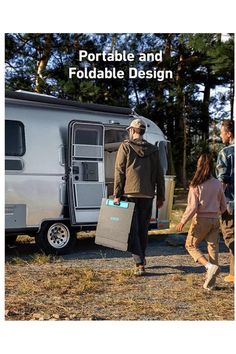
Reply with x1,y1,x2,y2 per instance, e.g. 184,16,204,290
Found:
68,121,105,225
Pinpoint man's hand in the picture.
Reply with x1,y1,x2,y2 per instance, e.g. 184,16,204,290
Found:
176,223,184,232
113,197,120,205
156,200,164,209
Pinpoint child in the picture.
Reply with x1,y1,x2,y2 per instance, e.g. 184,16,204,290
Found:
176,153,227,290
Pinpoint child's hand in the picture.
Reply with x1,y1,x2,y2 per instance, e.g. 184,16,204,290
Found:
176,223,184,232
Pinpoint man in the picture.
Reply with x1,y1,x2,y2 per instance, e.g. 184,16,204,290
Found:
216,119,234,283
113,118,165,275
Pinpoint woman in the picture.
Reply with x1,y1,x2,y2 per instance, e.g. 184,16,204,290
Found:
176,153,227,290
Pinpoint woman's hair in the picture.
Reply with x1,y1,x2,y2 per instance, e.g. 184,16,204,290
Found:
190,153,213,188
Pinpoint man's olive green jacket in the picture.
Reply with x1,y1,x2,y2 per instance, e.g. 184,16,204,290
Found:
114,138,165,201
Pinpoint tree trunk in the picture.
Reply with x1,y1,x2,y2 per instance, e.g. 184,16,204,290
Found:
166,93,174,143
73,33,79,52
182,96,187,189
164,35,174,143
230,80,234,120
202,76,210,140
163,34,172,60
110,34,117,52
175,49,187,188
133,81,140,106
35,34,52,93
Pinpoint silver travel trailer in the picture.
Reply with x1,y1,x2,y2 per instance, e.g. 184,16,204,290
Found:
5,90,175,254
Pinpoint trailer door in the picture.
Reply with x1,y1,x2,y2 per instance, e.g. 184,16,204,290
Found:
68,121,105,225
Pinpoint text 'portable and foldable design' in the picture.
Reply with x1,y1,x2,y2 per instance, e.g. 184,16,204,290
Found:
95,198,135,251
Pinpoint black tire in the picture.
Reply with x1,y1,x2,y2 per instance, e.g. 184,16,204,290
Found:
36,221,77,255
5,235,18,246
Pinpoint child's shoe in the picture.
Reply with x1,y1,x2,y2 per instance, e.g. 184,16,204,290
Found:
203,264,220,289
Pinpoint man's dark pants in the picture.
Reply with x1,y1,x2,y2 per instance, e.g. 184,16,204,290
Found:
127,197,153,265
221,210,234,276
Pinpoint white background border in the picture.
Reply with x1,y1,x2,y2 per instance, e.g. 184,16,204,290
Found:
1,1,235,353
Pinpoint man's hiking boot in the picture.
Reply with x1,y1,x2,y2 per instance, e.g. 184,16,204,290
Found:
134,265,146,276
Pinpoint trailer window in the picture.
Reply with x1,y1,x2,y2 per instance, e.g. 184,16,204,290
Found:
74,126,103,145
5,120,25,156
105,129,128,144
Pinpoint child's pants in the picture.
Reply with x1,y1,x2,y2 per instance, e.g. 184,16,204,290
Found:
185,216,220,265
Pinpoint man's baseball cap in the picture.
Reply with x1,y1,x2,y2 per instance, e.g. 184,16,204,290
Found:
126,118,146,131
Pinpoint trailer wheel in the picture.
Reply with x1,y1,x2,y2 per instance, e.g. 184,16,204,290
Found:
36,221,76,255
6,235,18,246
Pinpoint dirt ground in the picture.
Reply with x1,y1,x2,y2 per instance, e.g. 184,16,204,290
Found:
5,189,234,321
5,233,234,321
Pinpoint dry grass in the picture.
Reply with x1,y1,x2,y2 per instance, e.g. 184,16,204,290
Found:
5,261,234,321
5,189,234,321
9,253,60,266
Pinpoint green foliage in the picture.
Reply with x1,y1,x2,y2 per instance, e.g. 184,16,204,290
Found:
5,33,234,186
